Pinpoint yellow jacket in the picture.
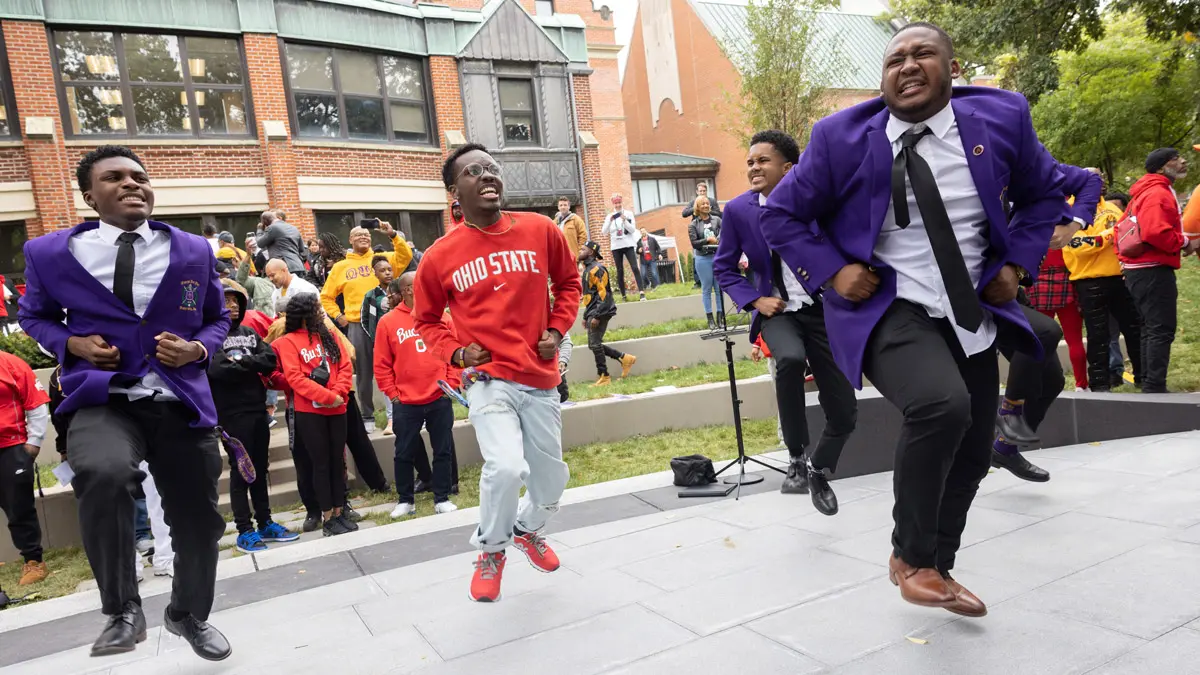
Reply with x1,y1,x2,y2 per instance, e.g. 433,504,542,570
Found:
321,235,412,323
216,246,255,276
1064,199,1124,281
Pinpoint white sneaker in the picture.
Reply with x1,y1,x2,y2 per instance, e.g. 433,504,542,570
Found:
434,501,458,514
135,563,145,583
135,538,153,555
365,420,377,434
152,564,174,578
390,503,415,518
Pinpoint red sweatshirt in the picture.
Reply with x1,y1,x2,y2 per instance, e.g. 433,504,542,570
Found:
374,303,462,405
241,309,272,339
412,211,582,390
271,330,353,414
1118,173,1186,270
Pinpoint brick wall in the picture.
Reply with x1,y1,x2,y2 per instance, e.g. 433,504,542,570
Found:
293,146,441,181
3,20,76,236
68,145,266,180
0,147,29,182
430,55,465,229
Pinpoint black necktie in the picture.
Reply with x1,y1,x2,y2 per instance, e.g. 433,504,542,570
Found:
891,126,984,332
771,253,789,302
114,231,139,310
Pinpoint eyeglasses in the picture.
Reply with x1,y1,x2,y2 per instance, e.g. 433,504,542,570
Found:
458,162,503,179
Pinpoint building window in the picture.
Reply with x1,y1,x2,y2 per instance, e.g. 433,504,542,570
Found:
498,78,537,145
160,213,259,239
631,177,716,213
53,31,251,138
314,211,444,255
284,44,433,144
0,221,26,282
0,35,17,136
534,0,555,17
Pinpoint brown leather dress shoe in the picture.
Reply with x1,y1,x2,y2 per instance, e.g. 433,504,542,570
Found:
943,576,987,618
888,554,955,607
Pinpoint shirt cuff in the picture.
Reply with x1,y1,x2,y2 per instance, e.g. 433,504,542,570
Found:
1071,217,1086,228
192,341,208,362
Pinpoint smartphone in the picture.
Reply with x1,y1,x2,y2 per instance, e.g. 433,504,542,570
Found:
245,232,256,240
360,218,380,230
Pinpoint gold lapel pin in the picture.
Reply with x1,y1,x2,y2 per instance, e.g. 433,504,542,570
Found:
973,145,985,156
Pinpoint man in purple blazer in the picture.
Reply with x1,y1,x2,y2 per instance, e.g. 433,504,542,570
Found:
761,23,1070,617
18,146,232,661
714,130,856,515
991,163,1104,484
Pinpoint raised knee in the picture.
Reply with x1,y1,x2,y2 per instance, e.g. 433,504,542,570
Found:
908,388,971,429
774,352,806,375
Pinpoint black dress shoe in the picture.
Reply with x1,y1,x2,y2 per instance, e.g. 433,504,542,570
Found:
91,601,146,657
780,457,809,494
990,449,1050,482
996,414,1039,446
163,608,232,662
808,466,838,516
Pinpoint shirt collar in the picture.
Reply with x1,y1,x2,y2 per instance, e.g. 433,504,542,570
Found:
758,193,768,206
885,101,955,145
97,220,151,246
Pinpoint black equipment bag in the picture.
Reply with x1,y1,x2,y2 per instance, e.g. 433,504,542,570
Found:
671,454,717,487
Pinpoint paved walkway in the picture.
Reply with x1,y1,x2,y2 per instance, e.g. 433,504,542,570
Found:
4,431,1200,674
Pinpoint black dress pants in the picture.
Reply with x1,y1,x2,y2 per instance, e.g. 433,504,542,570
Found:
286,404,320,517
611,247,642,296
406,434,460,485
218,410,272,535
1075,276,1143,390
1124,266,1175,393
863,301,998,572
0,443,41,562
66,398,225,618
392,398,455,503
998,304,1065,430
292,411,347,512
759,302,857,469
345,391,390,491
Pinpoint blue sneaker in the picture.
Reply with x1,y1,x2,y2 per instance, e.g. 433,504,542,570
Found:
236,531,268,554
258,522,300,543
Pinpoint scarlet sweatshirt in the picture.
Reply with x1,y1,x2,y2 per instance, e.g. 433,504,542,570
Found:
374,303,461,405
271,330,353,414
412,211,582,390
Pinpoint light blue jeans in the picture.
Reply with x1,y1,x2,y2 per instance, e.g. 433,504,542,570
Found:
695,253,716,314
466,379,569,553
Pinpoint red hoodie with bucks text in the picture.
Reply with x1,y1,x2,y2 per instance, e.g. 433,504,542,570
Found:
271,330,353,414
413,211,581,390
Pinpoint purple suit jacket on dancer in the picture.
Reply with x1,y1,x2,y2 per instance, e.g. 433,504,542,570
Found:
713,190,789,343
18,220,230,427
760,87,1070,387
1058,163,1104,224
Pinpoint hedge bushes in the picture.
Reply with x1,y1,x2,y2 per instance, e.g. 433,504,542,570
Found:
0,331,56,369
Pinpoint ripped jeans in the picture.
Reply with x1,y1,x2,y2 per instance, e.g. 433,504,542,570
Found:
466,378,569,553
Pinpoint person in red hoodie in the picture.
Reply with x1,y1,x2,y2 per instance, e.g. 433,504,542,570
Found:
375,271,460,518
413,143,581,603
271,293,358,536
1118,148,1200,393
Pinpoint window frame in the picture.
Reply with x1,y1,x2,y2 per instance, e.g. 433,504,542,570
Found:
48,27,256,140
496,76,540,147
0,33,20,137
280,40,437,146
631,176,717,213
534,0,555,17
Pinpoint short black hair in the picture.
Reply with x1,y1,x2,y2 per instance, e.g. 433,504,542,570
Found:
76,145,146,193
371,254,390,268
749,130,801,165
388,278,404,293
203,223,218,236
441,142,490,189
1106,191,1130,205
893,21,954,55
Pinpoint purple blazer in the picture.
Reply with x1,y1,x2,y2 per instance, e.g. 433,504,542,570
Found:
760,87,1070,387
18,221,230,427
1059,163,1103,224
713,189,788,343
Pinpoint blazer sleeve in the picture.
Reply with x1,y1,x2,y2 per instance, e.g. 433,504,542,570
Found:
17,245,73,363
1003,102,1069,279
760,122,850,291
1059,164,1103,225
713,206,761,312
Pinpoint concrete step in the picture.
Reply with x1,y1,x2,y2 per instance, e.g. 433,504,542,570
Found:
571,293,715,333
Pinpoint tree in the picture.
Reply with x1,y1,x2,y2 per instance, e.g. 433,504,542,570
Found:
719,0,850,148
1030,14,1200,189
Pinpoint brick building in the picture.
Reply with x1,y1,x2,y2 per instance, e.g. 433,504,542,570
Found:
620,0,893,263
0,0,632,283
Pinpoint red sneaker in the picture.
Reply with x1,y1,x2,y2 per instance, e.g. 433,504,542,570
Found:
469,552,506,602
513,531,560,573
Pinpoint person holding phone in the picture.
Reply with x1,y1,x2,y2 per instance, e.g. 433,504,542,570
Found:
252,211,306,276
320,223,413,431
601,194,646,302
271,293,356,536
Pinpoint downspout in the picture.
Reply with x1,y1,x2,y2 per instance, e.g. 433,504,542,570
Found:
567,72,592,235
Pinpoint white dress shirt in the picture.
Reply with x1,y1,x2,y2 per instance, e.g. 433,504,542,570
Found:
601,210,638,250
69,220,179,400
759,193,813,311
875,103,997,356
270,273,320,314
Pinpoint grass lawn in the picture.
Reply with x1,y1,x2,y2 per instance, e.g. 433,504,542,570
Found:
613,280,698,303
0,546,93,606
571,316,713,344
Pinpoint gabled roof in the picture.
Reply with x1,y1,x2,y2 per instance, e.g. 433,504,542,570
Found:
458,0,569,63
690,1,895,91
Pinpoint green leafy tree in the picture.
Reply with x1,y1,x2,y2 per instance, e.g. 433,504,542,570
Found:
719,0,850,148
1030,14,1200,189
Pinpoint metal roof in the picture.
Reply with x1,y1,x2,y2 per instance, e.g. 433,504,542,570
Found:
629,152,720,168
690,1,895,91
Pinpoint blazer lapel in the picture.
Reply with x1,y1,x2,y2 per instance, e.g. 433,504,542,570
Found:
59,222,137,316
952,100,1007,231
144,223,183,318
867,109,894,248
